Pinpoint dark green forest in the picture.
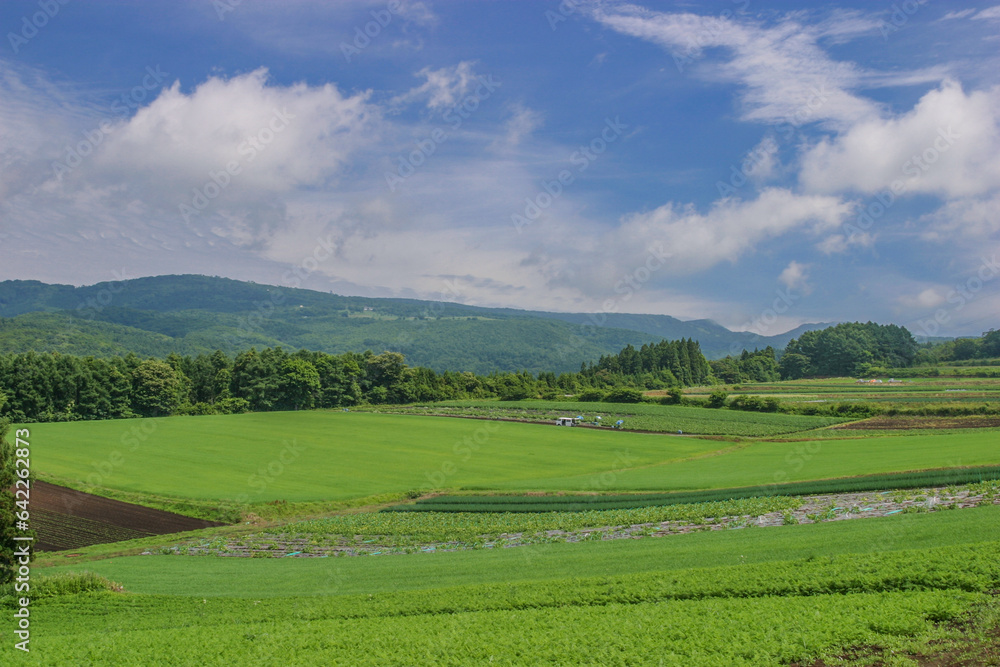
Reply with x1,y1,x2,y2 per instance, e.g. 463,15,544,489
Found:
779,322,918,379
0,336,715,423
915,329,1000,364
709,348,781,384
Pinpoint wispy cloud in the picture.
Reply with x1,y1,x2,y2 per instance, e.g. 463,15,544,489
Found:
392,61,481,111
589,4,881,128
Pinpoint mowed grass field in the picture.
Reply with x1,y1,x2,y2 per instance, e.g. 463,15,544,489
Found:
25,411,1000,502
26,412,723,502
493,429,1000,492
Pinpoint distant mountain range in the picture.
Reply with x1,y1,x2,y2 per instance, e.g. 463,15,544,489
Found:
0,275,833,374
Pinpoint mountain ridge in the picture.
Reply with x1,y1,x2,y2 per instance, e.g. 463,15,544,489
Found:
0,275,833,373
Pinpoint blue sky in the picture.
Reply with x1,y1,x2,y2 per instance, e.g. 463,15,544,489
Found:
1,0,999,339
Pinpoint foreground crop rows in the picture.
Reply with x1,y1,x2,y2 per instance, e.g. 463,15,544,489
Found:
150,480,998,558
22,537,1000,665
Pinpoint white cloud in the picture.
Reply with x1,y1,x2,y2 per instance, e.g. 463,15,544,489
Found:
813,9,884,43
779,260,811,291
610,188,853,274
799,80,1000,199
898,288,947,309
941,9,977,20
392,61,479,111
495,104,543,148
590,5,881,129
0,65,383,273
816,231,875,255
973,5,1000,20
918,192,1000,242
394,0,438,26
743,135,780,183
107,69,373,182
208,0,438,59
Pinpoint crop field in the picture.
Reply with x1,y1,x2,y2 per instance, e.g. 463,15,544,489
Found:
13,376,1000,665
21,589,993,666
39,503,1000,595
372,399,847,435
683,376,1000,406
31,509,150,552
29,481,225,551
394,466,1000,512
24,507,1000,665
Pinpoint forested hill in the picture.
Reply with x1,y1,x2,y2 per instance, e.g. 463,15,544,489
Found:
0,275,828,374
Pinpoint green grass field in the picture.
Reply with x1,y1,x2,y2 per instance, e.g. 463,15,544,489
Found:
493,429,1000,492
23,412,1000,505
27,412,725,502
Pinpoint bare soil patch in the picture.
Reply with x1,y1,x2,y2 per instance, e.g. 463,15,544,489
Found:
31,480,227,552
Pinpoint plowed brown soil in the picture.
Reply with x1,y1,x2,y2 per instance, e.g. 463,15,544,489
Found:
30,481,227,551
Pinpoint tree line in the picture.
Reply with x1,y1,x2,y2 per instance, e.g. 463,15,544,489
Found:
0,339,714,423
915,329,1000,365
705,322,923,383
779,322,917,378
0,321,959,423
580,339,712,389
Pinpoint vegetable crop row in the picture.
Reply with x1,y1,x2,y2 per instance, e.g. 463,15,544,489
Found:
297,496,803,540
393,466,1000,512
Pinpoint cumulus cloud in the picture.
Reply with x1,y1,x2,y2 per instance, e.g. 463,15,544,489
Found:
96,68,375,191
26,68,380,246
743,135,780,183
917,192,1000,242
898,287,947,310
779,260,811,291
799,80,1000,198
610,188,853,274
